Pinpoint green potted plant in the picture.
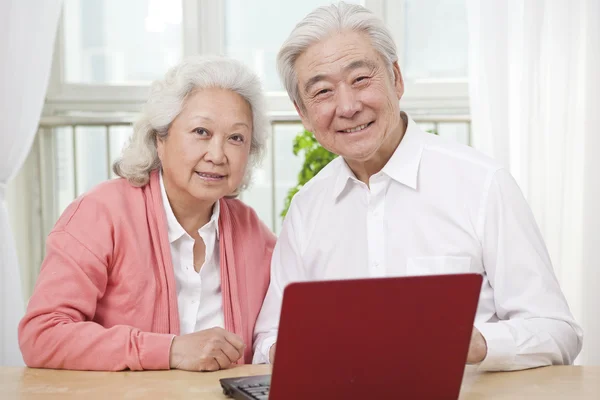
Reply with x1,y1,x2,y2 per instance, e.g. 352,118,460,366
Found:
281,129,337,218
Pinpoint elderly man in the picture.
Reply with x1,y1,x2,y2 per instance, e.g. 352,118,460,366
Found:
253,2,582,371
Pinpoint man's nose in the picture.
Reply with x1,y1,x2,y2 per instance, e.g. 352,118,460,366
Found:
335,85,362,119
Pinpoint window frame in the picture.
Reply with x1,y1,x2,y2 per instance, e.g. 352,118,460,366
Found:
44,0,468,116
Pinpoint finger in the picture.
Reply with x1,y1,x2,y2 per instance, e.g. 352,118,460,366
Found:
199,357,220,372
223,330,246,352
221,340,243,363
213,350,232,370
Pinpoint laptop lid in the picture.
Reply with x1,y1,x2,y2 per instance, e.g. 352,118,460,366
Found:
268,273,482,400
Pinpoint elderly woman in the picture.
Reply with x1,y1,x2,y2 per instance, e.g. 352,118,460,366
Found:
18,56,275,372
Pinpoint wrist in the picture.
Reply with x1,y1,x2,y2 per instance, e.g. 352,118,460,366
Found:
472,332,488,363
269,343,276,364
169,336,181,369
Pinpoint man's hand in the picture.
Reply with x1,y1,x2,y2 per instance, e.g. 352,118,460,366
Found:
169,327,245,371
466,326,487,364
269,343,276,364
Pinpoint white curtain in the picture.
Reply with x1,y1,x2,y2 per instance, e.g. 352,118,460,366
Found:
0,0,62,366
467,0,600,365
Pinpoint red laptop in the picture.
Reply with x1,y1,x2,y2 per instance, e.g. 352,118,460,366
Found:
221,273,482,400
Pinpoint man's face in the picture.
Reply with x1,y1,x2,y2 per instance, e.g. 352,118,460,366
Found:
294,30,404,164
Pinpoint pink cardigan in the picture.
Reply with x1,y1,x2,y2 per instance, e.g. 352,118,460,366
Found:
18,170,275,371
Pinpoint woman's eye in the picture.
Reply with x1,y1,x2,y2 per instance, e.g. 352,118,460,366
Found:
230,134,245,143
315,88,330,97
193,127,209,136
355,76,368,83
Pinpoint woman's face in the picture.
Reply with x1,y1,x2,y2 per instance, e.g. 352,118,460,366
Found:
157,87,253,207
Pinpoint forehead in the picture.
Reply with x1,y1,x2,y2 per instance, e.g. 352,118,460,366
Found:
182,88,252,117
294,30,384,81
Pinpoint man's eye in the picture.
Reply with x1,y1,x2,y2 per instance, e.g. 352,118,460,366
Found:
355,76,368,83
315,88,330,96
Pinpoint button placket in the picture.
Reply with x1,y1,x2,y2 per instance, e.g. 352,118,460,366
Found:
367,176,387,276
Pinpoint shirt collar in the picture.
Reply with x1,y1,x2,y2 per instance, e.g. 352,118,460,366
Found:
332,157,358,199
159,171,220,243
381,113,424,190
332,112,424,200
208,199,220,240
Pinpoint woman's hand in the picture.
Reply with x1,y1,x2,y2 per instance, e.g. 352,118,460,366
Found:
269,343,276,364
466,326,487,364
169,327,245,371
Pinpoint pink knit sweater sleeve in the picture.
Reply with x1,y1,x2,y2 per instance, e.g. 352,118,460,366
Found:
18,195,174,371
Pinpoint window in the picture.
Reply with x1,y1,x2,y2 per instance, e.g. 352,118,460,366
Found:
39,0,470,238
403,0,469,82
63,0,183,85
224,0,364,92
52,124,133,214
384,0,470,114
2,0,472,297
241,123,305,234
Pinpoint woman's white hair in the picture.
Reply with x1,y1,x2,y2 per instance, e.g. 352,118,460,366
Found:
113,56,268,193
277,2,398,108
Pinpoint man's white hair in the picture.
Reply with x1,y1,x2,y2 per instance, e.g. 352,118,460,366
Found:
277,1,399,108
113,56,268,193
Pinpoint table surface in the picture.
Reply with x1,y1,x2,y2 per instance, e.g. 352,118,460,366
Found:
1,365,599,399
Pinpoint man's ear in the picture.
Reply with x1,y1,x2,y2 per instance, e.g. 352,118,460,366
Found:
294,100,313,133
392,61,404,100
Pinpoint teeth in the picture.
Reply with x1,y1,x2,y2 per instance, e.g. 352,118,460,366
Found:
342,123,369,133
197,172,223,178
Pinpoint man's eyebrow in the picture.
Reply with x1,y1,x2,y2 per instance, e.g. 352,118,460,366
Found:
303,74,326,94
302,59,378,94
343,59,378,73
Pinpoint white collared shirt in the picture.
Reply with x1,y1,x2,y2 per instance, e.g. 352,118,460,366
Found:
253,114,582,371
160,173,224,335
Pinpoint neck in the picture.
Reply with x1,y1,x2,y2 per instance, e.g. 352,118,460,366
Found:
163,178,215,237
346,112,407,185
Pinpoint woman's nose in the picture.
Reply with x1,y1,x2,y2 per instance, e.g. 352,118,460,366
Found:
204,137,225,164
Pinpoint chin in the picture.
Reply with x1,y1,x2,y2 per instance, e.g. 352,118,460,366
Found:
190,186,225,202
338,146,378,162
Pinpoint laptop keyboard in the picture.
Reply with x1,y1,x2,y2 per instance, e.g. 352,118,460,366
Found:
238,382,270,400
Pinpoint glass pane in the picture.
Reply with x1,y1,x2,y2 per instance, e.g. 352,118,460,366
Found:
108,126,134,178
225,0,364,91
239,123,305,234
54,127,75,216
240,126,274,232
416,121,470,145
75,127,110,196
63,0,182,84
273,124,305,234
404,0,468,81
416,122,436,134
437,122,470,145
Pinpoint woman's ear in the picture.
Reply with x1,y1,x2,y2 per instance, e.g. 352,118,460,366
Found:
156,133,166,162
